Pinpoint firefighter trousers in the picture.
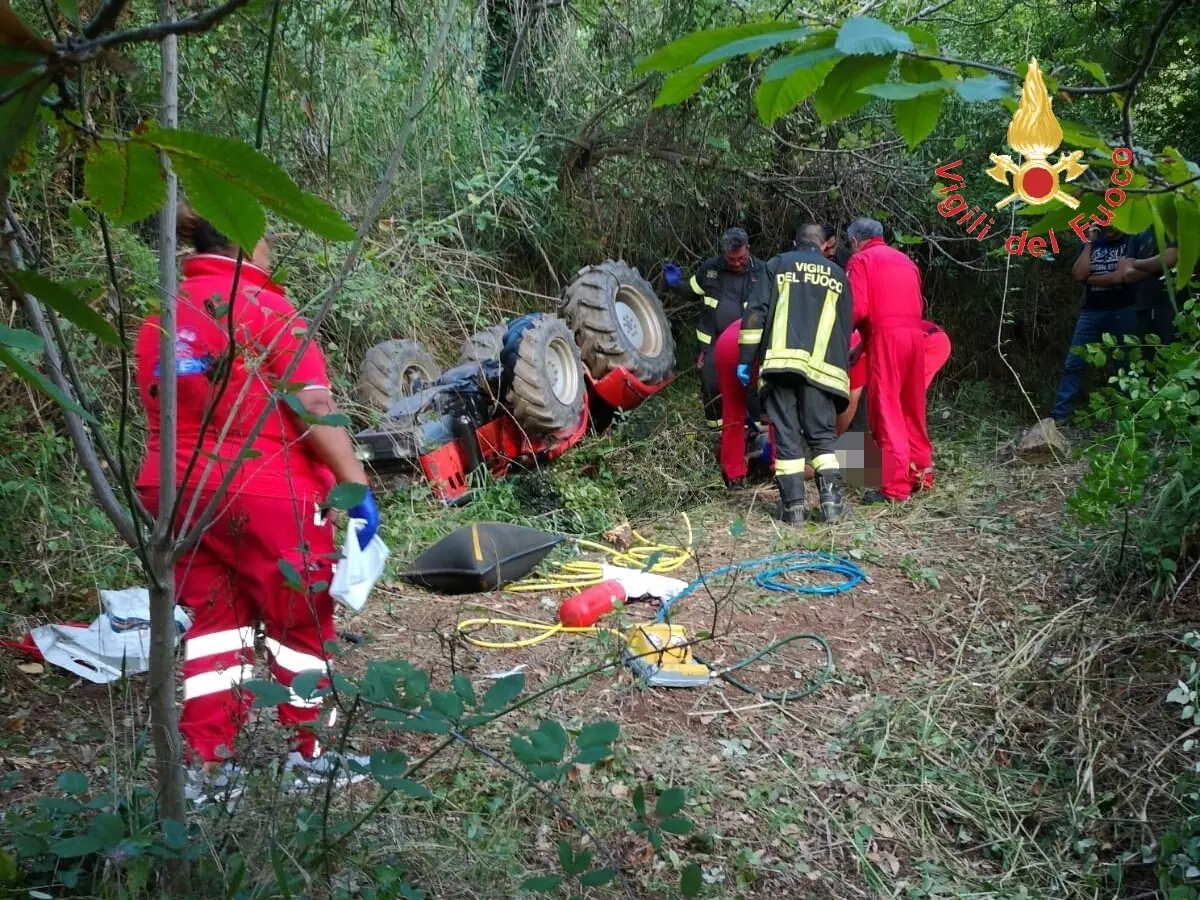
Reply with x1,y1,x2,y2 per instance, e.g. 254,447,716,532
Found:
762,377,839,508
867,326,930,500
140,487,338,763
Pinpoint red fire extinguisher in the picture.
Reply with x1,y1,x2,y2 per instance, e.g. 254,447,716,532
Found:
558,581,627,628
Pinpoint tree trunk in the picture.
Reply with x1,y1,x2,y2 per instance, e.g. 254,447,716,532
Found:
150,0,186,835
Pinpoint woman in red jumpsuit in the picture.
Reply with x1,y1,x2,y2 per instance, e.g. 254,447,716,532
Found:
134,209,379,800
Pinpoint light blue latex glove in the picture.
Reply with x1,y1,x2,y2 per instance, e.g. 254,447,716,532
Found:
348,488,380,550
736,364,751,386
663,262,683,289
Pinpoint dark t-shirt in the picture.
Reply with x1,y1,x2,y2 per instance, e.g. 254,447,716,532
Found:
1130,228,1186,312
1081,233,1137,311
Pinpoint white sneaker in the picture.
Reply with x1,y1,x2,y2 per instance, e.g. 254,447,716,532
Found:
185,761,245,808
284,750,370,791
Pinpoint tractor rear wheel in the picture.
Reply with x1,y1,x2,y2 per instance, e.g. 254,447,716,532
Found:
355,339,440,414
504,315,586,435
458,324,508,365
560,260,675,383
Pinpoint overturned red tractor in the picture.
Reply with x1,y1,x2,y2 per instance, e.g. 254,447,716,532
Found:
354,261,676,503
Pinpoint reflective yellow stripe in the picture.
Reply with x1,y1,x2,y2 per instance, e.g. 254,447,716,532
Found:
772,281,791,351
810,287,840,366
689,276,704,295
776,458,806,476
761,349,850,394
739,329,763,345
706,419,723,428
703,296,719,309
696,330,712,345
812,453,839,471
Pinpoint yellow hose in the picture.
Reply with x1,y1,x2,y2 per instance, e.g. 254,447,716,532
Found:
454,618,625,650
504,513,693,593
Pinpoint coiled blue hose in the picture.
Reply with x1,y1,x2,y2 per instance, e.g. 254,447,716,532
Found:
655,551,866,622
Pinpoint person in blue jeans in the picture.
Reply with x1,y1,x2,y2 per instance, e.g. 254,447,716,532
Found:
1050,223,1139,424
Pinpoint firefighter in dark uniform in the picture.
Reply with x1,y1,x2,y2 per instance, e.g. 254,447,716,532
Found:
738,223,853,525
664,228,765,432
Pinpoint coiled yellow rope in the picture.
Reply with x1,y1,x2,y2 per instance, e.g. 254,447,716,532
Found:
502,513,693,593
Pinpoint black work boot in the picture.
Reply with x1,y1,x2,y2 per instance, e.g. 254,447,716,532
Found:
816,470,845,522
779,502,806,526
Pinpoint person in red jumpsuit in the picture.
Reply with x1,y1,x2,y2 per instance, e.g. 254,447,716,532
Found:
134,208,378,801
838,321,950,491
844,217,932,503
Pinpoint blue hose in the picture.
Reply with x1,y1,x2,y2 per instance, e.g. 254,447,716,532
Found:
655,552,865,623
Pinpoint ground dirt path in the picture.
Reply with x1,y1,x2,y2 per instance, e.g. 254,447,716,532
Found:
2,449,1187,899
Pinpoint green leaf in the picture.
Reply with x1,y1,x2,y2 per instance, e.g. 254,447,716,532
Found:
0,345,94,422
83,141,165,226
860,80,946,100
902,25,938,52
656,787,686,817
171,153,267,252
138,126,355,241
574,745,613,765
11,270,119,346
0,325,42,352
67,202,90,230
762,36,839,82
953,75,1011,102
1075,59,1108,86
380,777,432,799
652,63,718,108
1175,196,1199,293
90,813,126,848
659,816,694,835
519,875,564,893
57,0,80,26
835,17,913,56
680,863,703,897
893,58,945,150
1026,193,1102,236
50,836,100,858
326,481,367,510
812,53,895,124
1110,195,1154,235
636,21,803,73
278,558,302,589
694,27,811,66
1058,120,1109,151
576,720,619,749
243,678,294,708
0,74,50,178
452,673,476,708
579,868,617,887
429,689,463,720
290,670,324,700
757,54,839,124
632,784,646,817
480,673,525,712
57,771,89,794
557,839,574,872
161,818,188,851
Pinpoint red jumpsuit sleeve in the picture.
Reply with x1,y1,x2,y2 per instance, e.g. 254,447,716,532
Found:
847,256,871,328
254,292,331,390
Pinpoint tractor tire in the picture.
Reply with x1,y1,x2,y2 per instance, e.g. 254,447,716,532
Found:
458,324,508,365
355,339,440,413
560,260,675,384
504,315,586,435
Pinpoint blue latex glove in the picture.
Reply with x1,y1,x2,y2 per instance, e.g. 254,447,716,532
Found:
348,488,380,550
663,262,683,289
736,364,751,386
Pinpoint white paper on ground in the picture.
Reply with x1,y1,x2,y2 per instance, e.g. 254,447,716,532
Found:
330,518,390,613
600,565,688,602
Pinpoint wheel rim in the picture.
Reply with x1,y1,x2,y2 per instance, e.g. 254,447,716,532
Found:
546,336,580,405
615,286,663,356
400,364,432,393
